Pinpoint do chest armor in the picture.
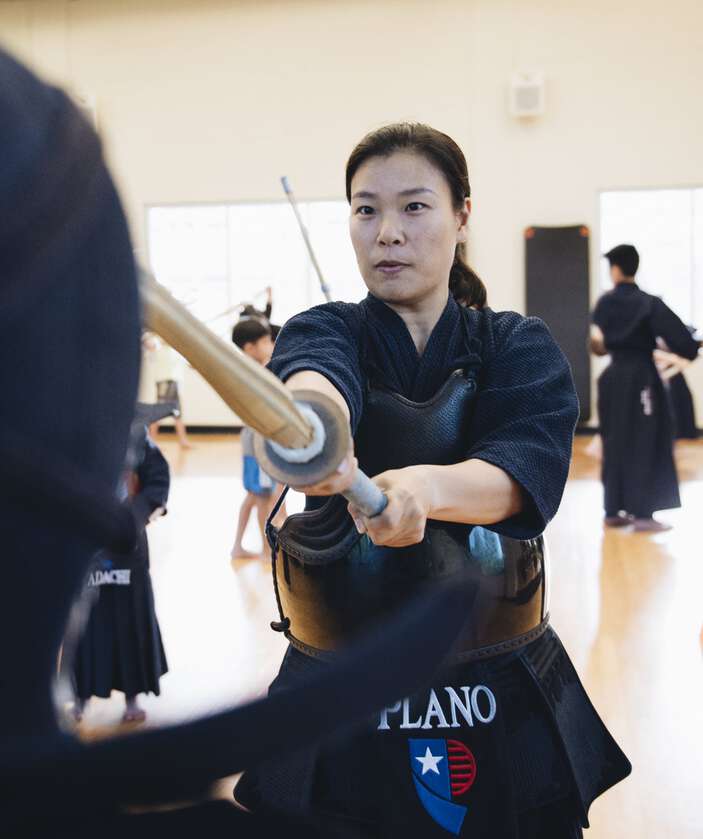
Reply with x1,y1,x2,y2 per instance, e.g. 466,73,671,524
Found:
268,370,549,660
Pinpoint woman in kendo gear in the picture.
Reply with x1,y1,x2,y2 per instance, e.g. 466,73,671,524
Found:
234,123,631,838
592,244,700,532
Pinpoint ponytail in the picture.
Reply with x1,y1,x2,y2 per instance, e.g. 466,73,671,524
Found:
449,243,487,309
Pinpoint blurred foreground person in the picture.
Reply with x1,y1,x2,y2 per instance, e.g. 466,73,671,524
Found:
0,50,474,839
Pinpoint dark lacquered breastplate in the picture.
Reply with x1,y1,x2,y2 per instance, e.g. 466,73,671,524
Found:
270,371,549,660
354,369,478,474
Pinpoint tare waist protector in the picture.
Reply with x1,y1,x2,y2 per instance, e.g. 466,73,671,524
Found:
268,370,550,661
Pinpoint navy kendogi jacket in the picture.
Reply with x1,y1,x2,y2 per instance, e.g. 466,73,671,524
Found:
593,283,699,360
271,293,578,538
593,283,699,516
243,292,630,836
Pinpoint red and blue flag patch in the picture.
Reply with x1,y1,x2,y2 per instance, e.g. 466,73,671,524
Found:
408,738,477,835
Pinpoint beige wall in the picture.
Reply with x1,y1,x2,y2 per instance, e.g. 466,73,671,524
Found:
2,0,702,423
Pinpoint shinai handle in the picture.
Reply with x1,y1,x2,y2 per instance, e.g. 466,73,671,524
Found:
345,470,388,518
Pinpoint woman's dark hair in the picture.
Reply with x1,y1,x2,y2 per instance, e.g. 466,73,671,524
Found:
345,123,487,309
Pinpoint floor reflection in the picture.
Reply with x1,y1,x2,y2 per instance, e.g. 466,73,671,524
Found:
70,434,703,838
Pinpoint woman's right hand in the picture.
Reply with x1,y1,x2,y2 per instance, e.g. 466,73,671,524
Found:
285,370,357,496
290,443,358,496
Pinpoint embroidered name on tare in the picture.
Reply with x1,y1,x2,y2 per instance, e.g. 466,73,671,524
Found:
88,569,131,586
640,387,653,416
378,686,497,731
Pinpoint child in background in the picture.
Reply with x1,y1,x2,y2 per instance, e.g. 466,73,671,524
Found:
230,319,285,559
240,285,281,339
142,332,193,449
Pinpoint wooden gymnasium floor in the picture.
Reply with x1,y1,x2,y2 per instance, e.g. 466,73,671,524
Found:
76,434,703,838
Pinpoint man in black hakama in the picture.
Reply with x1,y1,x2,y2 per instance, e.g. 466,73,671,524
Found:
667,370,698,439
658,327,701,439
592,244,700,531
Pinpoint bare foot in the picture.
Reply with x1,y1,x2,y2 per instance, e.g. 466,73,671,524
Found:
231,546,258,560
71,701,84,723
604,515,633,528
122,705,147,724
633,518,672,533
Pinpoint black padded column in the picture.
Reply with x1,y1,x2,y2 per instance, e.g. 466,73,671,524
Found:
525,225,591,422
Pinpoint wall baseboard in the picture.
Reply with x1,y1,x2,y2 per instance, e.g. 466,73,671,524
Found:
159,425,703,438
575,425,703,437
157,425,242,435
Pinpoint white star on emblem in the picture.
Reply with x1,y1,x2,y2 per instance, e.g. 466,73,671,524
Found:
415,747,444,775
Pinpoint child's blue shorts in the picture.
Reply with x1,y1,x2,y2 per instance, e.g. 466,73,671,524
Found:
243,454,274,496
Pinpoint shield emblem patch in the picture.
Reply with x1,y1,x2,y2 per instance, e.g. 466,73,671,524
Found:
408,738,477,835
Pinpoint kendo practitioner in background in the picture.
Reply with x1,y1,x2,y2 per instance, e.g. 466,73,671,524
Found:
71,426,170,724
234,123,631,838
230,318,284,559
658,328,701,440
146,333,193,448
0,49,480,839
592,244,700,531
667,369,698,439
238,285,282,338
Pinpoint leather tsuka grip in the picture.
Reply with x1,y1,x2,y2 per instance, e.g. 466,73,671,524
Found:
346,469,387,518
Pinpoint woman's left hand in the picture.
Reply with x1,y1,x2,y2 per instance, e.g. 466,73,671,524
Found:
347,465,434,547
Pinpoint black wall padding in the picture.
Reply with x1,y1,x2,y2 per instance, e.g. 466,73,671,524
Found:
525,225,591,422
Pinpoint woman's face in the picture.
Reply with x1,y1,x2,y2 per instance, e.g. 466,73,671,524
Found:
349,151,470,308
